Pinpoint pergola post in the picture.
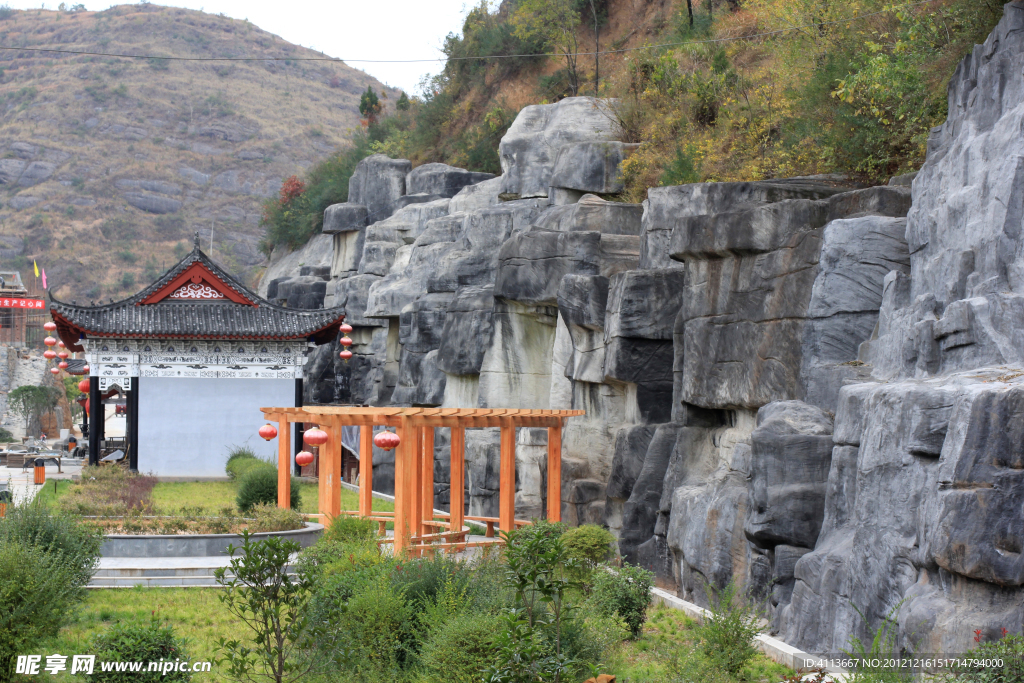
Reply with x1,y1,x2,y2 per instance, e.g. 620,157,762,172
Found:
277,416,291,509
318,421,341,522
499,417,515,532
411,426,423,540
421,427,434,527
547,420,562,522
450,426,465,537
393,417,412,552
358,425,373,517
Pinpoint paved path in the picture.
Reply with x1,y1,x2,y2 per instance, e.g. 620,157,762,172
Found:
3,461,81,504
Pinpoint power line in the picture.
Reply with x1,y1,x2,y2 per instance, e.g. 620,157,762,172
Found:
0,1,936,65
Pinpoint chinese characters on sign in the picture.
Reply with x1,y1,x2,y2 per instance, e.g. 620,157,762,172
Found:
0,298,45,309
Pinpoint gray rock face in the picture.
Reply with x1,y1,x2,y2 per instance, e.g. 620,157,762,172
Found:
533,194,643,234
550,141,639,195
347,154,412,222
406,162,495,198
323,203,368,234
123,192,184,214
499,97,620,198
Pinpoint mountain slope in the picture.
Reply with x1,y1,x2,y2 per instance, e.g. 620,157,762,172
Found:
0,3,392,300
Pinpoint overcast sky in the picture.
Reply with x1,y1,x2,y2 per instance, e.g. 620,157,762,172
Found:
6,0,473,93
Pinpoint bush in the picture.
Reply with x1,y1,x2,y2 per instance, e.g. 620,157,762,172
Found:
561,524,615,580
940,633,1024,682
87,620,192,682
698,582,765,675
0,502,102,590
420,612,502,683
249,503,305,533
590,564,654,639
0,540,83,679
322,515,377,544
56,466,155,516
339,576,418,675
236,464,300,512
225,448,261,480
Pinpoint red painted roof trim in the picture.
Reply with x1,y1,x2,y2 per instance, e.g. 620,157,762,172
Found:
139,261,256,306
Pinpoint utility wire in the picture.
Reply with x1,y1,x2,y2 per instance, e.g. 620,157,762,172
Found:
0,0,936,64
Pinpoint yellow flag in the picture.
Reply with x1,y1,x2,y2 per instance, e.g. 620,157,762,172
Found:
33,260,39,277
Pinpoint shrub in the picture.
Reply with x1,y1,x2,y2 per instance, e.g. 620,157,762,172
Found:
249,503,305,533
0,540,83,679
420,612,502,683
57,466,155,516
338,576,418,675
940,633,1024,682
698,581,765,675
590,564,654,639
236,464,299,512
0,502,102,590
225,447,259,479
87,620,192,682
322,515,377,544
561,524,615,580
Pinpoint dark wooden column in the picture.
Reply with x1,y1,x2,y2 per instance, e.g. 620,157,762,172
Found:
88,377,102,466
127,377,139,472
293,378,303,475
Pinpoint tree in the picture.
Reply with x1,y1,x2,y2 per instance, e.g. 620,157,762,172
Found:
396,91,410,111
358,86,382,126
512,0,583,97
7,385,60,432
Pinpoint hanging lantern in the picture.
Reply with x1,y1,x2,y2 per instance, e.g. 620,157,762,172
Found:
295,450,314,467
43,321,56,332
58,361,68,370
57,340,65,349
340,323,353,334
57,350,69,360
43,336,57,347
374,430,401,451
49,367,59,375
258,424,278,441
43,350,57,360
339,336,353,347
78,379,90,393
83,365,90,374
339,349,353,361
303,427,328,447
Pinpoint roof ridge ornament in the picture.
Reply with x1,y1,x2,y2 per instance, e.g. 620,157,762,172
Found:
193,231,201,250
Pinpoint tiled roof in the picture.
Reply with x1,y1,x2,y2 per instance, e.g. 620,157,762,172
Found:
50,240,344,351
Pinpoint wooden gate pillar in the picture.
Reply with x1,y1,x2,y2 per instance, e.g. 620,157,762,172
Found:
450,426,465,536
499,417,516,532
547,420,562,522
358,425,374,517
421,427,435,527
276,416,291,509
393,417,413,552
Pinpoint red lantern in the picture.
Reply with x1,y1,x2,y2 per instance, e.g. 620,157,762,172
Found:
258,424,278,441
43,350,57,360
339,336,353,347
43,321,56,332
43,336,57,347
58,361,68,369
83,365,90,373
374,430,401,451
340,323,353,334
57,340,65,349
339,349,353,360
84,399,90,414
295,450,314,467
303,427,328,447
78,379,90,393
49,367,59,375
57,351,69,360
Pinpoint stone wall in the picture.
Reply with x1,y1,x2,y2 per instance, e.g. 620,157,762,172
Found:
268,9,1024,654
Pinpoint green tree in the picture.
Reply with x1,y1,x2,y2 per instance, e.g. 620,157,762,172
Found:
511,0,583,96
7,385,60,432
396,91,410,111
359,86,382,126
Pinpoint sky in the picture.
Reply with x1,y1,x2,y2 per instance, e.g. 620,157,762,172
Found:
5,0,474,93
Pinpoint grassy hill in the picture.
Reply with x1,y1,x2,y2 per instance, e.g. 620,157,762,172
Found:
0,3,393,301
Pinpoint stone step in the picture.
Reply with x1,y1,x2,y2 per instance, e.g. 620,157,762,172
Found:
87,557,296,589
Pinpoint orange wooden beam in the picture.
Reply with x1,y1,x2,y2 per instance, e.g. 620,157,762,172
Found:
393,417,412,553
450,426,465,538
411,426,423,540
276,415,291,509
358,424,374,517
547,420,562,522
499,416,515,532
421,427,435,528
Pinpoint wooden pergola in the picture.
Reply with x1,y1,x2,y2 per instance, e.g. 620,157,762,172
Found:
259,406,584,553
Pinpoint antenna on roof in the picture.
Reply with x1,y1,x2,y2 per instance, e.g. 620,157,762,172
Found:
193,231,201,249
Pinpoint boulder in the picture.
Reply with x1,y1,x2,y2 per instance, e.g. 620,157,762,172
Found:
532,194,644,235
406,162,495,198
347,154,412,222
18,161,56,186
123,192,183,214
449,176,503,213
550,141,639,194
617,424,678,562
323,203,368,233
436,286,496,376
499,97,621,198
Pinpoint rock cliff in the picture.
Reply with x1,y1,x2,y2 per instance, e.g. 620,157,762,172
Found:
270,3,1024,655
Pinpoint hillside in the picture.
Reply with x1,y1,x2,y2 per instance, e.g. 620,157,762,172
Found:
0,3,393,301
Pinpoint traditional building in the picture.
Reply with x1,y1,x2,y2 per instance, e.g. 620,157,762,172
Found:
0,270,46,346
49,236,346,477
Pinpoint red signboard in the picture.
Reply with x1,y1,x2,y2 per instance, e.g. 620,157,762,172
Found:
0,298,45,309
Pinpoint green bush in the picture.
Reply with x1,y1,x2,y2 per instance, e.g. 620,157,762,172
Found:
940,633,1024,683
590,564,654,639
323,515,377,544
249,503,305,533
0,540,83,679
88,620,192,682
562,524,615,580
420,612,502,683
339,576,418,675
236,464,299,512
0,502,102,590
698,582,765,675
225,447,260,479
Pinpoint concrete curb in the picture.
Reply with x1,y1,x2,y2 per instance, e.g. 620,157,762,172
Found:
100,522,324,558
650,587,846,681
